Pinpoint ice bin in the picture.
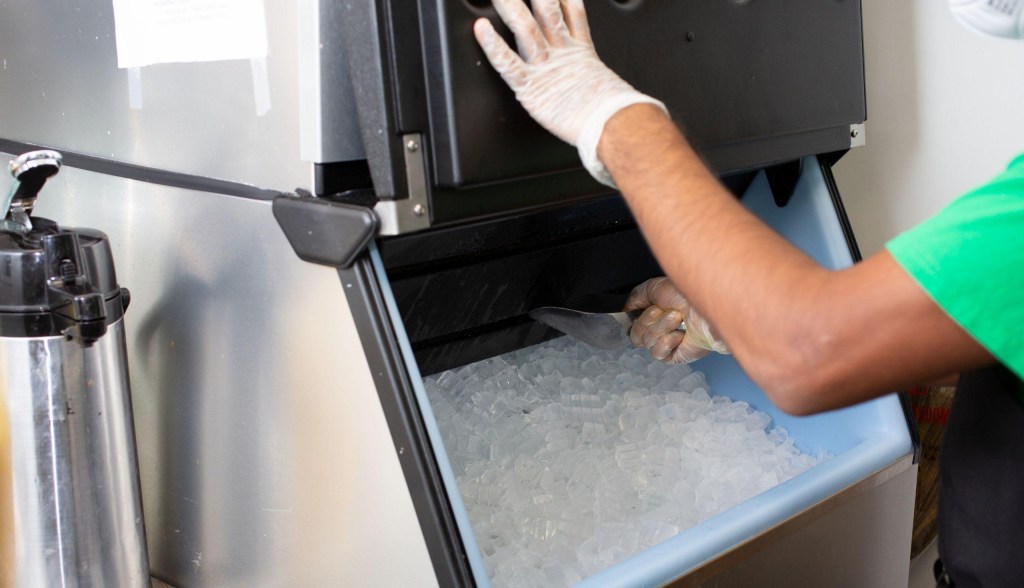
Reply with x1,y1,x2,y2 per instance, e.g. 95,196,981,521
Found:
373,157,916,586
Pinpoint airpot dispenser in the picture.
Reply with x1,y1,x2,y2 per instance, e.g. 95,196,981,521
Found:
0,151,149,587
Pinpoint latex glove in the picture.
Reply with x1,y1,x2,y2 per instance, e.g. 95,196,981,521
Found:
949,0,1024,39
624,277,730,364
473,0,667,187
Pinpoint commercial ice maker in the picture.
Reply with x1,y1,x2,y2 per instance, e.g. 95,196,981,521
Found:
0,1,918,586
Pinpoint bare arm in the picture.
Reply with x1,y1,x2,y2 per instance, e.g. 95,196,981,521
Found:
472,0,993,414
600,104,993,414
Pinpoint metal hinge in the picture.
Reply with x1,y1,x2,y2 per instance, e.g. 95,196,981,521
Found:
374,133,431,235
849,123,866,149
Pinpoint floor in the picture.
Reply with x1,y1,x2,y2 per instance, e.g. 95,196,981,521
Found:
909,538,939,588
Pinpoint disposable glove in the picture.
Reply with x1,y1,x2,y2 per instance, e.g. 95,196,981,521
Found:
624,277,730,364
949,0,1024,39
473,0,667,187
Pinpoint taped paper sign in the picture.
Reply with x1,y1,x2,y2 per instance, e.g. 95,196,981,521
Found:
112,0,268,68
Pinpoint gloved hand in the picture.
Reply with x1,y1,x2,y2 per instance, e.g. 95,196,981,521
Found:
949,0,1024,40
473,0,667,187
624,277,730,364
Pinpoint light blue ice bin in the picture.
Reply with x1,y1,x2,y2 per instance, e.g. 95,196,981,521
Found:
406,157,918,587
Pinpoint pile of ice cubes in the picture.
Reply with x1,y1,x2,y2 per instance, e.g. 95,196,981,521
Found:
425,337,827,587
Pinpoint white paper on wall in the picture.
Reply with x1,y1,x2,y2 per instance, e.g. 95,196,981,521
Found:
112,0,268,68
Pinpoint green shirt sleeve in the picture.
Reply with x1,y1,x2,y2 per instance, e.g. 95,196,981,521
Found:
886,153,1024,382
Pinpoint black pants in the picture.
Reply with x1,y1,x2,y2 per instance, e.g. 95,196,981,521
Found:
937,364,1024,587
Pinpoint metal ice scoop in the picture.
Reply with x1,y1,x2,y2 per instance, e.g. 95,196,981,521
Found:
530,306,685,351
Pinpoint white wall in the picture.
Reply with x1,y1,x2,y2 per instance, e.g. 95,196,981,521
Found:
834,0,1024,255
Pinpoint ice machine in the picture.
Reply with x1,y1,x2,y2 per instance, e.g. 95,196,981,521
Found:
0,0,917,586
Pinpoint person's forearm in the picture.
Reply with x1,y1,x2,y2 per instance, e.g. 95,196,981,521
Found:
597,104,992,412
599,105,832,402
470,0,992,412
599,104,826,314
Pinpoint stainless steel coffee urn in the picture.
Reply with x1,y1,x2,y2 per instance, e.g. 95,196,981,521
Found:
0,151,149,586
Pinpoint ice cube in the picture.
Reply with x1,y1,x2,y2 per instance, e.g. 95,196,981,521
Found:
424,336,827,586
614,443,642,470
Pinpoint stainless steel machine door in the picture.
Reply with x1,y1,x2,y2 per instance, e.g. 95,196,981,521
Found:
0,0,362,189
25,162,437,587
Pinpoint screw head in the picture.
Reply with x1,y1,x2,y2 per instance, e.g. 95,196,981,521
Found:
851,129,860,138
406,140,420,152
413,204,426,217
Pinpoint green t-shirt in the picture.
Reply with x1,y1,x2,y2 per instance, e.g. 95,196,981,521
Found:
887,153,1024,386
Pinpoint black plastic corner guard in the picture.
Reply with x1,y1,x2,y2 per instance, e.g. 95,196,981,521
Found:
272,194,378,269
816,155,923,465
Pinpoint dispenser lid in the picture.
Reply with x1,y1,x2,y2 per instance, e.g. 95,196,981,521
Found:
0,218,119,314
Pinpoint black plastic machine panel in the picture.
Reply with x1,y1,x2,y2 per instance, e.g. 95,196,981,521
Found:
337,0,864,227
422,0,866,188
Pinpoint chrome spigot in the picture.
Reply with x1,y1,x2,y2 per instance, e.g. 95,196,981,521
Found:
1,150,62,233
